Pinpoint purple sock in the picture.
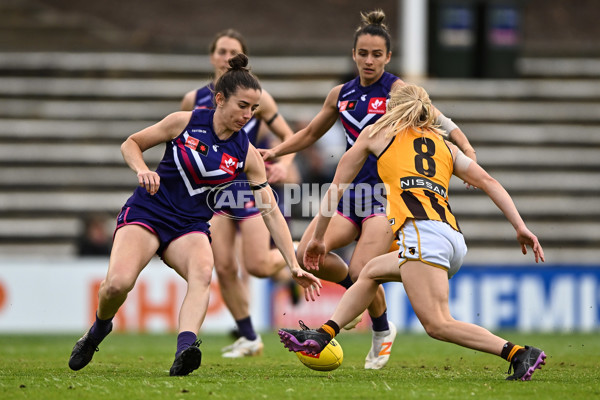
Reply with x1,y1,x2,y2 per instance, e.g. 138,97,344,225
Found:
176,331,197,356
89,313,113,342
337,274,354,289
236,316,257,341
371,309,390,332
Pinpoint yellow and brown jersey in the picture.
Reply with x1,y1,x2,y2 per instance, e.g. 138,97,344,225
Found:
377,129,460,234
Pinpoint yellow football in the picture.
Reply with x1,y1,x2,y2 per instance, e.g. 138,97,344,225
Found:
295,338,343,371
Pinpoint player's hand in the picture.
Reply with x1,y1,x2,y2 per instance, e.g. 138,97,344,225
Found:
516,227,545,263
290,266,322,301
304,238,326,271
137,170,160,195
258,148,277,161
265,162,287,184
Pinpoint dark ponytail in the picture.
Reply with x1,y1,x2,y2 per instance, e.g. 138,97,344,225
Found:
214,53,261,100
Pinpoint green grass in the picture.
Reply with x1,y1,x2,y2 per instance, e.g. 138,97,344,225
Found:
0,332,598,400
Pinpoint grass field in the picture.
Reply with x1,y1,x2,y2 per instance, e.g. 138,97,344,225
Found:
1,331,598,400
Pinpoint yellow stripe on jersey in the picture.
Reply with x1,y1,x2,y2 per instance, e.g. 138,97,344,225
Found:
377,129,460,234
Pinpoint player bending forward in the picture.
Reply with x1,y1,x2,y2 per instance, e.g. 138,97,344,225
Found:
278,84,546,381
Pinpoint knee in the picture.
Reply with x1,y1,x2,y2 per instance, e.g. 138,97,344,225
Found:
247,268,270,279
348,269,360,282
100,277,134,300
421,319,451,341
244,253,272,278
187,264,214,287
214,260,238,281
355,259,378,281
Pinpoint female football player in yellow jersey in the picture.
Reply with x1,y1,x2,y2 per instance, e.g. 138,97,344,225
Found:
264,9,477,370
279,84,547,381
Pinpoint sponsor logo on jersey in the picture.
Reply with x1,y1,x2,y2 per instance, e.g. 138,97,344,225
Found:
361,94,367,101
341,89,356,98
219,153,239,175
338,100,357,112
196,141,209,156
400,176,448,198
185,136,209,156
368,97,386,114
389,218,395,226
212,144,219,152
185,136,199,150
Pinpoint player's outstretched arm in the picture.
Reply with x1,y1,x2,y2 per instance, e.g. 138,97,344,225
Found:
261,85,342,161
245,146,322,300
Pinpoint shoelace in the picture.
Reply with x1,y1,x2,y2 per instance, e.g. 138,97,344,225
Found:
506,361,514,375
298,320,310,330
506,355,520,376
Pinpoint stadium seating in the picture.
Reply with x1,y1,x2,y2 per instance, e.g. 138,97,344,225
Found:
0,1,597,265
0,52,598,265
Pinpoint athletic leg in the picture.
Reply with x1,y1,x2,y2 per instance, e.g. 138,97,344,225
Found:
163,232,214,376
400,260,507,354
296,213,359,283
213,215,266,357
347,216,395,369
69,224,159,371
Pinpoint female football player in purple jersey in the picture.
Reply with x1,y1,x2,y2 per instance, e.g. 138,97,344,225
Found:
181,29,300,359
262,9,477,370
68,54,321,377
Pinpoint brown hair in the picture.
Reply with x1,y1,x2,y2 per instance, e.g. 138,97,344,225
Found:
353,9,391,52
214,53,261,100
209,29,248,55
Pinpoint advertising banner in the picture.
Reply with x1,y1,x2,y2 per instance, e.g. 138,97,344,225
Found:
0,260,598,333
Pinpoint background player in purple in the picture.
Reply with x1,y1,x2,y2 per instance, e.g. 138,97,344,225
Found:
68,54,321,376
181,29,299,358
262,9,477,370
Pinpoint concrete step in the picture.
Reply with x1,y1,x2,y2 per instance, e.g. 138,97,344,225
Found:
0,77,337,101
1,166,597,195
518,57,600,78
0,52,351,78
0,191,596,220
1,119,598,147
0,143,163,165
3,98,600,126
0,142,595,170
4,76,600,101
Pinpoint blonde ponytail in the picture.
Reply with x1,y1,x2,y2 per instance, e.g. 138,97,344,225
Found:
369,84,444,139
